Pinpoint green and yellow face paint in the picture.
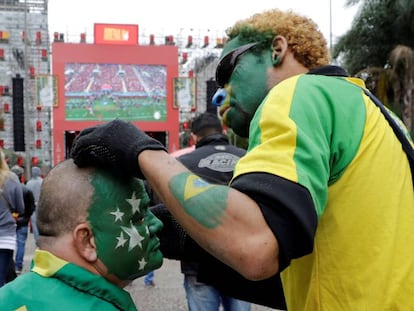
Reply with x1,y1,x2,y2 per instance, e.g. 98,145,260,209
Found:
215,36,273,138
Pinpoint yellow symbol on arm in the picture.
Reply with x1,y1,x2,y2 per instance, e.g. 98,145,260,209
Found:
170,173,228,228
183,175,214,200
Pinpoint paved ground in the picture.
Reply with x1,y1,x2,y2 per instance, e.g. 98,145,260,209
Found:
22,232,279,311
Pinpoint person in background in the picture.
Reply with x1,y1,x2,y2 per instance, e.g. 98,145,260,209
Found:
0,159,163,310
10,165,36,275
143,270,155,287
70,8,414,310
177,112,249,311
25,166,43,244
0,150,24,287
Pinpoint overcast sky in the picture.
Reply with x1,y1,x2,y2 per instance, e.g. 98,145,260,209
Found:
48,0,359,46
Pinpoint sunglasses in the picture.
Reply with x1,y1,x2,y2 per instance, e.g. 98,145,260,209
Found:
215,42,260,88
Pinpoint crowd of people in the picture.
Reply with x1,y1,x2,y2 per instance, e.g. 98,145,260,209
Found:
9,165,35,275
0,152,42,285
0,151,24,286
0,7,413,311
65,63,166,96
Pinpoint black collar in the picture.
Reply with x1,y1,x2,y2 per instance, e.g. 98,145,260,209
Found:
307,65,349,77
196,134,229,148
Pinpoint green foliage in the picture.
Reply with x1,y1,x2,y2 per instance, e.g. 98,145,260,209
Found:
333,0,414,75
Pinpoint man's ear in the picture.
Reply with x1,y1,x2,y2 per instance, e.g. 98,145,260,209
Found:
73,223,98,262
271,35,288,67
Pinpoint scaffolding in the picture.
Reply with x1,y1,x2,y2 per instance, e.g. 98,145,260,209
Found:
0,0,52,172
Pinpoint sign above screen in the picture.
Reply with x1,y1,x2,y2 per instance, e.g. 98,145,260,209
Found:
94,23,139,45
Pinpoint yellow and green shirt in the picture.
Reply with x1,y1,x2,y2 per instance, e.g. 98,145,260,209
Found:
231,70,414,310
0,250,137,311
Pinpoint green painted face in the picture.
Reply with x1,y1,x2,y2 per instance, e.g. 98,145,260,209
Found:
217,37,273,137
88,173,163,280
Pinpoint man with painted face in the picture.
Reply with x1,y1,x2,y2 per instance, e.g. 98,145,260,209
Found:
71,9,414,311
0,159,163,311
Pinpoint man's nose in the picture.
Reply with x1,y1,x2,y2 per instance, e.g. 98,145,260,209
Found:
148,214,164,234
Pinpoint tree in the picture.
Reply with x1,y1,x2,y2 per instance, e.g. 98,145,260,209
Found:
334,0,414,75
388,45,414,131
334,0,414,135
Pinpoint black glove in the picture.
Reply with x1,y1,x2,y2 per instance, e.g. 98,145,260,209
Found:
150,203,205,261
70,119,167,178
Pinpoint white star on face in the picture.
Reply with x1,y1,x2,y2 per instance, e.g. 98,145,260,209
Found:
138,258,147,270
121,221,145,251
115,231,128,249
126,192,141,215
110,207,124,222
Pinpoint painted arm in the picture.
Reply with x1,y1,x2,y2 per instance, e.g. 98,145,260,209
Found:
140,150,279,280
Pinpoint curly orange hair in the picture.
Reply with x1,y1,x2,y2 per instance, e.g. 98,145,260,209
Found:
226,9,329,69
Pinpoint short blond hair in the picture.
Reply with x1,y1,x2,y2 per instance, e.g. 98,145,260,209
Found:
226,9,329,69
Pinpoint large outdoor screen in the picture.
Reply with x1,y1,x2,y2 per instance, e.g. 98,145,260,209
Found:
64,63,167,121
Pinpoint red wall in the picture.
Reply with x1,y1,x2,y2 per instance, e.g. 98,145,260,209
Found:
52,42,179,165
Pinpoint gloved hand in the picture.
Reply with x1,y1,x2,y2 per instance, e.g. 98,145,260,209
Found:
70,119,167,178
150,203,205,261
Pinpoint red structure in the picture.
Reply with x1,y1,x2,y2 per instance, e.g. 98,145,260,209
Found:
94,23,139,45
52,39,180,165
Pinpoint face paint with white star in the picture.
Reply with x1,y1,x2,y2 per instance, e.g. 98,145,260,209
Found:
87,172,163,281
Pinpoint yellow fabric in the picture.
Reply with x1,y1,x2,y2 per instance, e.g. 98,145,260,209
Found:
234,75,300,182
234,73,414,310
281,91,414,310
32,249,68,277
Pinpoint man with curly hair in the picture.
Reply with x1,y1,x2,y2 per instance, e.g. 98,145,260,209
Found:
71,9,414,310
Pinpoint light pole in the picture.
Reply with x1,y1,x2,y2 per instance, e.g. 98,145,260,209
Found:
24,0,33,179
329,0,333,54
